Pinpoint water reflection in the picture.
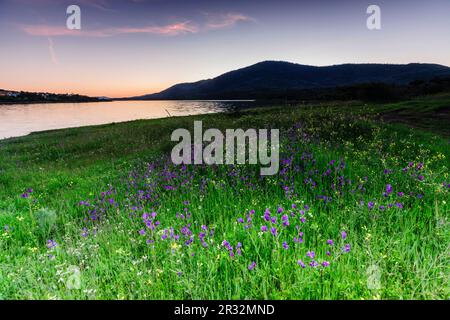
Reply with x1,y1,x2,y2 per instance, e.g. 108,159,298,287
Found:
0,100,255,140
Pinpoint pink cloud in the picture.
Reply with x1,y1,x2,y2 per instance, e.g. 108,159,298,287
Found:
21,24,100,37
112,22,199,36
205,13,255,30
20,21,199,37
19,12,255,38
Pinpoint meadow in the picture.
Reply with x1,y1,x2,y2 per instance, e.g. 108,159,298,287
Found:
0,94,448,299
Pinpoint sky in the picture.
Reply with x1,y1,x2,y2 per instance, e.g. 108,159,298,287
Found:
0,0,449,98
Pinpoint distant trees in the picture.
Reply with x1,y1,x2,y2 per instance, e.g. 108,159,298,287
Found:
250,77,450,103
0,91,106,104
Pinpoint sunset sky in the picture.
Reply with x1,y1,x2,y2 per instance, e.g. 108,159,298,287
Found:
1,0,449,98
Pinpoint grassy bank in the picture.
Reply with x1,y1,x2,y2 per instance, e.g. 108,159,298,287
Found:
0,95,449,299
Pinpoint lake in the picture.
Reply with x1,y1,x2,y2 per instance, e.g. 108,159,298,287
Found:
0,100,255,140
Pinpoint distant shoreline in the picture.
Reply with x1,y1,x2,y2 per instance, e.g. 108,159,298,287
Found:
0,100,112,106
0,99,256,106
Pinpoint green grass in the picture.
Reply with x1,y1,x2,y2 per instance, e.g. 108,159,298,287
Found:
0,95,449,299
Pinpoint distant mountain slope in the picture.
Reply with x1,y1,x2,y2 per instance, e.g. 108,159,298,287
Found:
135,61,450,100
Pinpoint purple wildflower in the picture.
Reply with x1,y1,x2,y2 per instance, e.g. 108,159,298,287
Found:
309,261,319,267
248,261,256,271
386,184,393,195
270,227,277,236
46,240,58,249
293,234,303,243
263,208,271,221
281,215,290,227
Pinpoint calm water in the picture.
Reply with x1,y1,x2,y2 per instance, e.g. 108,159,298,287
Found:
0,100,255,140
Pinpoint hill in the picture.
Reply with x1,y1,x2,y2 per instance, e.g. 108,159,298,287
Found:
134,61,450,100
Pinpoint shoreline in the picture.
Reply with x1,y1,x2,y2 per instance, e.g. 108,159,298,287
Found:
0,108,229,142
0,99,112,106
1,94,448,142
0,100,260,141
0,98,256,106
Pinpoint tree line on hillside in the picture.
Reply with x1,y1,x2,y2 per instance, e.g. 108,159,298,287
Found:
212,77,450,102
0,91,108,104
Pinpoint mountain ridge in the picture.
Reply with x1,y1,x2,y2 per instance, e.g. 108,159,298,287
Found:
133,61,450,100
